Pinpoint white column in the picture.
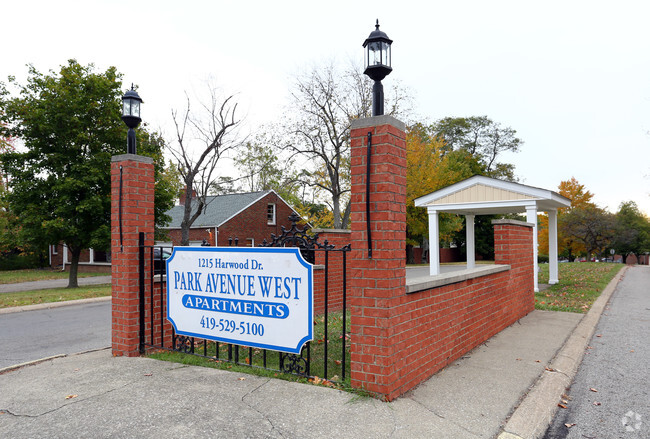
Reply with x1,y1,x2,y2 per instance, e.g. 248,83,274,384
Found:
466,214,475,269
62,244,69,267
428,209,440,276
526,205,539,293
548,210,559,284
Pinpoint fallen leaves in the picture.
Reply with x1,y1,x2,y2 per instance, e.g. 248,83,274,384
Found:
65,394,78,400
564,423,576,428
593,401,601,406
308,376,336,388
238,377,246,381
589,387,598,393
558,403,568,409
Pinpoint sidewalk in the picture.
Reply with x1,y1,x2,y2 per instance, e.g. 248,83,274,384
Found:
0,275,111,293
0,269,625,439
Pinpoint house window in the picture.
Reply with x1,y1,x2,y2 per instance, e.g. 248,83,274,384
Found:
51,245,58,255
267,203,276,225
246,238,255,247
93,250,111,263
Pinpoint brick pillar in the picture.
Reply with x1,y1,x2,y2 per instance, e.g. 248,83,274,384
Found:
493,219,535,313
349,115,407,400
110,154,155,356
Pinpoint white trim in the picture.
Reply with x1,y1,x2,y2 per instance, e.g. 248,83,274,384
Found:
414,175,570,208
548,210,559,284
526,206,539,293
425,199,537,214
428,211,440,276
267,203,276,225
466,215,475,269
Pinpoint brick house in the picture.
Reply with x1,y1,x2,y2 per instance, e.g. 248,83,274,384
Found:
160,190,300,247
49,189,301,272
49,245,112,273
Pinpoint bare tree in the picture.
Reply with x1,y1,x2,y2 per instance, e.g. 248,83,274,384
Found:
167,87,242,245
281,62,410,229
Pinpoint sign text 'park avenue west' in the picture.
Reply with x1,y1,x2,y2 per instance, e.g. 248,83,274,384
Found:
166,247,313,354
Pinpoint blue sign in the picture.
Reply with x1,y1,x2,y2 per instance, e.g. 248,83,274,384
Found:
166,247,313,354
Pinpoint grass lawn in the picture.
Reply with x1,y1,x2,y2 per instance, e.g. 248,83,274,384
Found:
536,262,623,313
0,284,111,308
0,269,108,285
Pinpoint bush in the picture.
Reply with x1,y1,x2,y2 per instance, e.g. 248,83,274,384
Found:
0,252,47,271
538,254,549,264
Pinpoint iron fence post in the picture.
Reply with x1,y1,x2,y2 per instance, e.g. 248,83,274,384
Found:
138,232,145,354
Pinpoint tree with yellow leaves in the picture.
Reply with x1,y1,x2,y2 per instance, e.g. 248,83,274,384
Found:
538,177,597,261
406,123,482,262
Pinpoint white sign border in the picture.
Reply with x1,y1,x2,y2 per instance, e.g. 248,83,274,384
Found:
165,246,313,354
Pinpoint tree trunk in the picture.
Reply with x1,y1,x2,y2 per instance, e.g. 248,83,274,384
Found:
332,193,341,229
180,221,190,246
406,244,414,264
67,246,81,288
341,201,351,230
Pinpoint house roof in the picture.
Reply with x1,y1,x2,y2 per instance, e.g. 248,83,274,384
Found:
413,175,571,215
164,190,277,229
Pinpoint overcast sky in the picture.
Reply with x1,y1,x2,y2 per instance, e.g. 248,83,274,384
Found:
4,0,650,214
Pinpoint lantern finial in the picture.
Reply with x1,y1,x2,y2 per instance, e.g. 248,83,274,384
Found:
362,21,393,116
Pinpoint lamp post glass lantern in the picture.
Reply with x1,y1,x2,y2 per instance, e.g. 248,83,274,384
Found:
363,19,393,116
121,85,143,154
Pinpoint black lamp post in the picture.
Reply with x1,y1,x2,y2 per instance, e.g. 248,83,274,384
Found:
121,85,143,154
363,20,393,116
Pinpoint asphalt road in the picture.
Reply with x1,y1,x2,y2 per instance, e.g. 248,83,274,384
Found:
543,266,650,438
0,301,111,369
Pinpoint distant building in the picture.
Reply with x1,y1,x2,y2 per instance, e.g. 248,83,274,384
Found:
49,189,302,272
160,190,300,247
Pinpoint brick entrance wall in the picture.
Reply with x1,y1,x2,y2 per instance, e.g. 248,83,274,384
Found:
349,116,408,400
348,117,535,401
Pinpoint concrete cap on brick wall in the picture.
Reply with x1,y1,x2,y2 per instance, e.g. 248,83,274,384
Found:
350,115,406,132
491,219,535,228
111,154,154,164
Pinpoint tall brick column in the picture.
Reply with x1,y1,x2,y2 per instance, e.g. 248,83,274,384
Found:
349,115,407,400
110,154,155,356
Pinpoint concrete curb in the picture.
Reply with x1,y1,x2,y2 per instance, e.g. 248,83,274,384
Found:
0,296,111,315
497,265,627,439
0,347,112,375
0,354,68,374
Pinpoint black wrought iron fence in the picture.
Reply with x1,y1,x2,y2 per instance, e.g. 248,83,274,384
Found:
139,215,350,382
